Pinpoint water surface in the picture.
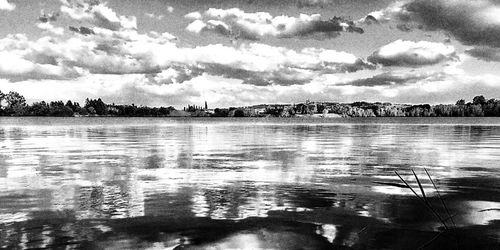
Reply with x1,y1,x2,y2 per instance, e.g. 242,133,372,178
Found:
0,117,499,249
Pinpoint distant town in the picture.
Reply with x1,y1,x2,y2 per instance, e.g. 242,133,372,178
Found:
1,90,500,117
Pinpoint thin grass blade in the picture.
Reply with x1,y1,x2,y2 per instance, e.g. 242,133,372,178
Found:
425,168,456,229
412,169,427,201
395,170,449,230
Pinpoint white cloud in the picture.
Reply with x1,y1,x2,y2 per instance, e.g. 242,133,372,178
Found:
0,22,369,84
360,1,407,24
167,43,371,85
3,0,493,107
145,13,164,20
368,40,457,66
186,8,364,40
0,34,81,81
0,0,371,86
60,0,137,31
0,0,15,11
0,26,494,108
185,11,202,20
6,67,500,108
36,22,65,36
186,20,207,33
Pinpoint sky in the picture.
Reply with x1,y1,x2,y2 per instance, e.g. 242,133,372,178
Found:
1,0,500,108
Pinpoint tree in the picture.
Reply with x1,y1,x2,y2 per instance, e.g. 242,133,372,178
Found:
0,90,4,115
87,106,97,115
85,98,107,115
469,104,484,117
65,100,76,112
5,91,26,107
456,99,465,106
4,91,27,116
234,109,245,117
0,90,4,108
29,101,50,116
49,101,74,116
473,95,486,106
76,106,88,116
94,98,107,115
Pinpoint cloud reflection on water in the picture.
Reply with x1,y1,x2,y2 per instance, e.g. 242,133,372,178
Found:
0,118,499,248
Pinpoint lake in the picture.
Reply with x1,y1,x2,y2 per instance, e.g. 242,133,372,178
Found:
0,117,499,249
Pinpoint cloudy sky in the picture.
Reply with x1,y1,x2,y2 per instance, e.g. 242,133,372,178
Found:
1,0,500,108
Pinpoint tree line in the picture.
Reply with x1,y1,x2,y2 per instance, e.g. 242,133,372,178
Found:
0,91,175,117
225,95,500,118
1,90,500,117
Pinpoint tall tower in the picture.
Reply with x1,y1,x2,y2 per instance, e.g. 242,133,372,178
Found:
204,101,208,110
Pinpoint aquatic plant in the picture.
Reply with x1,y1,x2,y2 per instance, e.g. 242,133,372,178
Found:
394,168,458,249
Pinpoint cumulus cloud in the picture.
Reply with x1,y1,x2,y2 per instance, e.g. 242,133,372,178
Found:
37,22,65,36
0,0,15,11
361,0,500,48
145,13,164,20
0,0,371,87
360,1,406,25
368,40,457,66
10,0,488,107
37,9,65,35
6,66,500,108
176,43,372,85
185,8,363,40
0,22,370,84
150,66,199,85
39,10,60,23
0,30,162,79
185,11,202,20
6,2,368,84
0,34,81,81
60,0,137,31
186,19,207,33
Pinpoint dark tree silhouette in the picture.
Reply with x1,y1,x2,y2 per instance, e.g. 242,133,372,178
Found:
2,92,500,118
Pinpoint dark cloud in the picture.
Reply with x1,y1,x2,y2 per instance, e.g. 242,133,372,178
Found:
189,57,372,86
69,26,95,35
38,11,60,23
364,0,500,48
404,0,500,46
339,72,432,87
196,63,313,86
3,69,81,82
297,0,334,8
287,17,364,38
364,15,378,24
465,47,500,62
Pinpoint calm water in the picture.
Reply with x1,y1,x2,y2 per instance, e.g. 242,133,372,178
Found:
0,117,499,249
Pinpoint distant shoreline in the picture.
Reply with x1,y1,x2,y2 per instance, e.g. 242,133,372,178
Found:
4,116,500,126
2,91,500,118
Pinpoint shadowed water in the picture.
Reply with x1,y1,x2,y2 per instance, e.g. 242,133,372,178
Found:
0,117,499,249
